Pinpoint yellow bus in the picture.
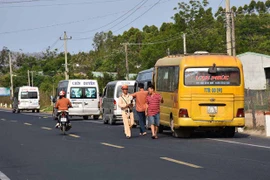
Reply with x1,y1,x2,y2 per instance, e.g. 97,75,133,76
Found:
154,52,245,138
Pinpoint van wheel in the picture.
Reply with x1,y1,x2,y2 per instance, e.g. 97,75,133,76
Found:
222,127,235,138
32,110,35,113
83,116,89,120
173,128,192,138
93,115,99,120
158,125,164,133
37,109,40,113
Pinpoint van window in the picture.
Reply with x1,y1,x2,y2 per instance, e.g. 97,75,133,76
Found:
107,86,115,98
157,66,179,92
21,91,38,99
70,88,83,98
85,87,97,98
116,86,134,98
184,67,240,86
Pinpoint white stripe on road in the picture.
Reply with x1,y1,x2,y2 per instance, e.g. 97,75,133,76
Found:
101,142,124,149
0,171,11,180
1,118,6,121
41,127,52,130
24,123,32,126
68,134,80,138
160,157,203,168
208,138,270,150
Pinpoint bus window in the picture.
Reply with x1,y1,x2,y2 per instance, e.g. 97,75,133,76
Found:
184,67,240,86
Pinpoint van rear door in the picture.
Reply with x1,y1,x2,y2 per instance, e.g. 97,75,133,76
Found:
69,87,84,115
83,87,100,115
20,91,38,108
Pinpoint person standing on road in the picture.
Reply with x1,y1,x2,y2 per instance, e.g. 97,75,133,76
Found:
146,84,163,139
118,85,134,139
131,83,148,136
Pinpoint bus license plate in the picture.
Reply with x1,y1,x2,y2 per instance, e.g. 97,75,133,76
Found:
207,106,217,114
60,118,67,122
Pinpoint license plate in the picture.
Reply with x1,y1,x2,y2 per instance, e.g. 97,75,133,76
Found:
60,118,67,122
207,106,218,114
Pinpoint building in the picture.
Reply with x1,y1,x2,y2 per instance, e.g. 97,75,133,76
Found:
237,52,270,90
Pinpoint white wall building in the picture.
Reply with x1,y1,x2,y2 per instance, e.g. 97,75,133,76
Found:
237,52,270,90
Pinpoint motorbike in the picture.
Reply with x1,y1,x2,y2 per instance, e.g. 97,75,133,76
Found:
58,110,71,135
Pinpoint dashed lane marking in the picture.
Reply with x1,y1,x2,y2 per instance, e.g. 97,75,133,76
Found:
208,138,270,150
1,118,6,121
160,157,203,169
24,123,32,126
101,142,124,149
41,127,52,130
0,171,11,180
68,134,80,138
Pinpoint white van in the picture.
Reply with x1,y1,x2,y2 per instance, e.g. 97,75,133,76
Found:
101,80,136,125
52,79,100,120
12,86,40,113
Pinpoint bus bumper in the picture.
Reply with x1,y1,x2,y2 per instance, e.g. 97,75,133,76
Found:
174,117,245,128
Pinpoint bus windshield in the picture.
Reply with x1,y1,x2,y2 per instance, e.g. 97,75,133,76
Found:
184,67,240,86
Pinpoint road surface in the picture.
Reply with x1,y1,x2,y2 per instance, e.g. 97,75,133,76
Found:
0,109,269,180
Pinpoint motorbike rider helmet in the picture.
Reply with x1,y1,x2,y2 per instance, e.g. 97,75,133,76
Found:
59,90,66,97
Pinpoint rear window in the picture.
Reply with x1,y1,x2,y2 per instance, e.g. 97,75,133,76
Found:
70,87,97,99
116,86,134,98
21,91,38,99
184,67,240,86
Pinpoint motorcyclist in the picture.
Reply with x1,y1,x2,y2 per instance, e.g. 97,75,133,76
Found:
54,90,72,128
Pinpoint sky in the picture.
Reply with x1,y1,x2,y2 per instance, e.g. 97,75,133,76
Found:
0,0,255,54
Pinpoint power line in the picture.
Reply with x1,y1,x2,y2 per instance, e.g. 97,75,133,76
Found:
71,0,147,34
0,0,127,8
113,0,161,33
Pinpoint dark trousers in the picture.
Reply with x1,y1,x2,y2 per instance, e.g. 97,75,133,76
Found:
137,111,146,133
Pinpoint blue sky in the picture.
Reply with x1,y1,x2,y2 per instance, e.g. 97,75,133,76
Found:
0,0,254,53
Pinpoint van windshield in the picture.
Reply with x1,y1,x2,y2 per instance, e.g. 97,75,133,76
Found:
184,67,240,86
116,86,134,98
21,91,38,99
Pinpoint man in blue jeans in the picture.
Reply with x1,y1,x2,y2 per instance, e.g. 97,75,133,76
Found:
146,85,163,139
131,83,148,136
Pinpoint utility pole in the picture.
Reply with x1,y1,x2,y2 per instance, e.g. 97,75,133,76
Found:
60,31,72,80
9,51,13,99
231,9,236,56
183,33,187,55
226,0,232,56
31,71,34,87
121,43,129,80
27,70,30,86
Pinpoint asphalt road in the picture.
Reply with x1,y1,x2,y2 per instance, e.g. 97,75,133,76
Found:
0,108,270,180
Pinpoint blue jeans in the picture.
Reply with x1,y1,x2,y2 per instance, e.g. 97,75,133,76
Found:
148,113,160,126
137,111,146,133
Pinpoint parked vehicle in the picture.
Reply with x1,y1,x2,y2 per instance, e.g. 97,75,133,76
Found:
12,86,40,113
154,52,245,138
101,80,137,125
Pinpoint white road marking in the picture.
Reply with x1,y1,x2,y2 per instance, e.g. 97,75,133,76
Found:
41,127,52,130
1,118,6,121
101,142,124,149
0,171,11,180
24,123,32,126
68,134,80,138
160,157,203,169
208,138,270,150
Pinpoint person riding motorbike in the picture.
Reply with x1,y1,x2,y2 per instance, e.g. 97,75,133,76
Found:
54,90,72,128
